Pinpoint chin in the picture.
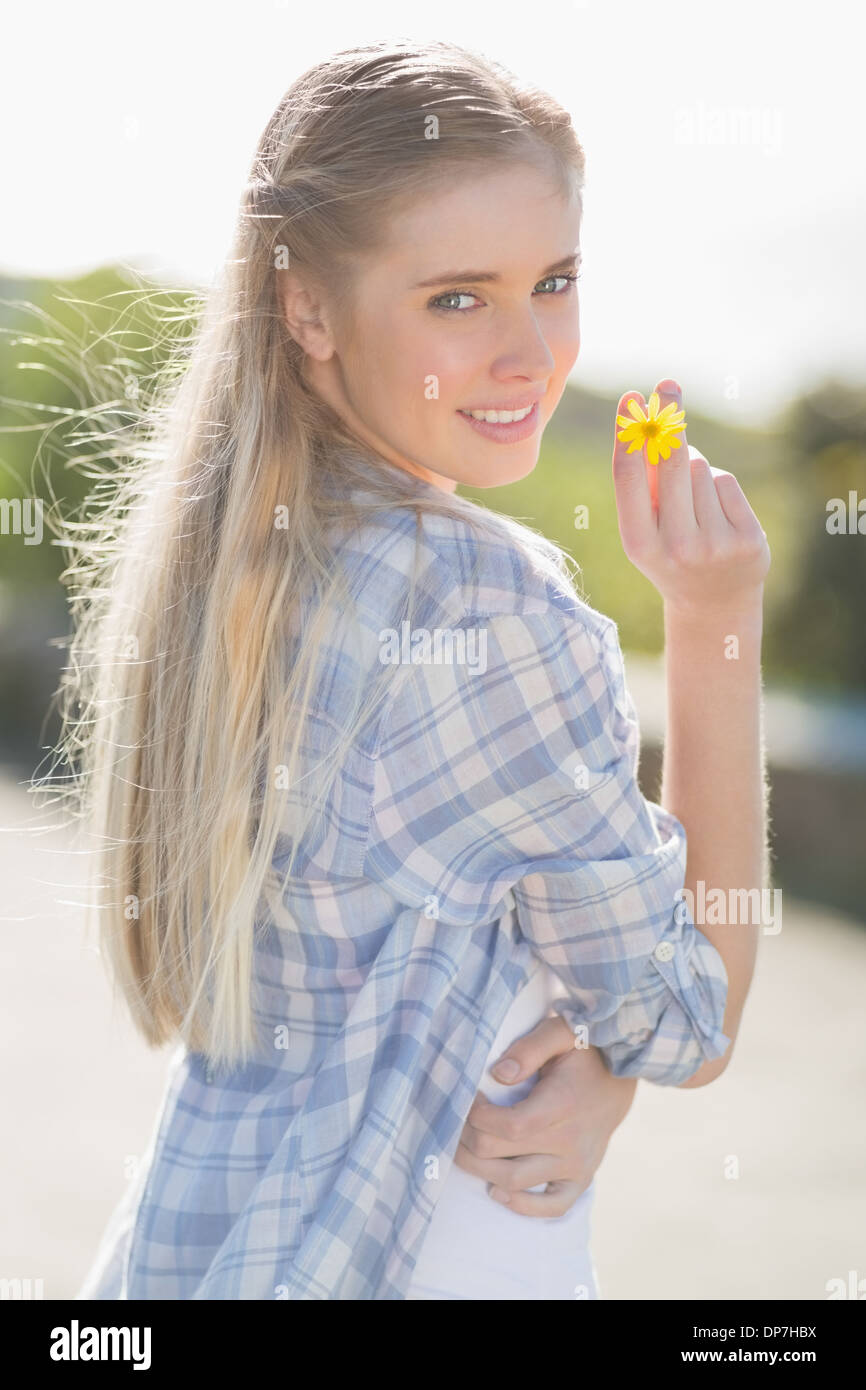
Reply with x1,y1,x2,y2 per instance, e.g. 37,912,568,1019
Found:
460,449,541,491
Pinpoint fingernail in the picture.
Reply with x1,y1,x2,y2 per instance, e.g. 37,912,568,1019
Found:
489,1186,512,1204
492,1058,520,1080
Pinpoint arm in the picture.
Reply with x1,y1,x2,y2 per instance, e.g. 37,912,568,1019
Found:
613,377,771,1088
456,378,769,1205
663,598,766,1088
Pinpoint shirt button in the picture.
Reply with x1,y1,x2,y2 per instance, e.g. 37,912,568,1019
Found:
654,941,676,962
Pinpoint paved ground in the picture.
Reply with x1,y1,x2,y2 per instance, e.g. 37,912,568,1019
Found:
1,766,863,1301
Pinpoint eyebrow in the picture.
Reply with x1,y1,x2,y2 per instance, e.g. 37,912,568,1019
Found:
414,251,582,289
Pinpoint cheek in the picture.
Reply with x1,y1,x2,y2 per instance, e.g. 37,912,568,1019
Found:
551,319,580,380
353,311,450,401
394,328,478,415
349,306,403,389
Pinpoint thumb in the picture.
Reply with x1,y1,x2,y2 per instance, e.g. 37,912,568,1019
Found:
489,1014,576,1084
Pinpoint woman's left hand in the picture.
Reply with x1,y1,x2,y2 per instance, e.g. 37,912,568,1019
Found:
453,1015,637,1215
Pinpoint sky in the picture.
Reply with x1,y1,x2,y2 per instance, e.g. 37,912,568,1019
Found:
2,0,864,425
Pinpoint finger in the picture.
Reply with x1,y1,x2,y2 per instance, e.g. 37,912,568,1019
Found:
456,1147,566,1189
462,1089,505,1132
713,470,762,533
468,1075,573,1139
492,1179,587,1219
459,1104,572,1159
455,1127,526,1162
653,379,698,540
454,1137,526,1175
689,452,730,533
612,389,656,551
488,1014,576,1085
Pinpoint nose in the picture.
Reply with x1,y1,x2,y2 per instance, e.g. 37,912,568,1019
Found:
491,309,558,382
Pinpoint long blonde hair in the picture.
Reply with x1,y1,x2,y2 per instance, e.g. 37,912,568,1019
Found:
40,38,587,1070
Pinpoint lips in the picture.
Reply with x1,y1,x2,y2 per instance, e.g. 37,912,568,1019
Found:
456,399,541,442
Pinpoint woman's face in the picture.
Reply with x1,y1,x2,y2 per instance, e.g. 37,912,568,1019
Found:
295,159,582,493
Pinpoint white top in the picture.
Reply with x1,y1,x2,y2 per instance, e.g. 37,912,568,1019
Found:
405,958,600,1300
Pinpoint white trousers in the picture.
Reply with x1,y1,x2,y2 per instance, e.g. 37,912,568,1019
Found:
405,959,601,1300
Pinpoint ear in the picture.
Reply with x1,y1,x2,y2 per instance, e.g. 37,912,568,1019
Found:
277,268,335,361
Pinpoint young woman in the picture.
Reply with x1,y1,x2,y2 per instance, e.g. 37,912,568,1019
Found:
68,38,769,1300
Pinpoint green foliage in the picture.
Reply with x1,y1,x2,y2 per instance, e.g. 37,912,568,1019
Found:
0,265,199,585
461,379,866,693
1,265,864,737
761,386,866,693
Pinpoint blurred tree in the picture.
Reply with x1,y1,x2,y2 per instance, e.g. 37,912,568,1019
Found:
763,380,866,694
0,267,199,757
1,266,865,764
0,266,199,585
460,384,792,665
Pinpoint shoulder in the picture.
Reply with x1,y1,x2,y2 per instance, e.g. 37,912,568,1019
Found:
359,502,635,756
336,493,619,649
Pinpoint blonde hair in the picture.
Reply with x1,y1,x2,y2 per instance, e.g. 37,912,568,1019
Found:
39,38,587,1070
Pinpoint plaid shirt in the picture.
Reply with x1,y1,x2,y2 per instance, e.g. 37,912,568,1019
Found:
77,464,730,1302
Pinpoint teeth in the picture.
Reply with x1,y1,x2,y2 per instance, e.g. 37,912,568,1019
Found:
460,403,534,424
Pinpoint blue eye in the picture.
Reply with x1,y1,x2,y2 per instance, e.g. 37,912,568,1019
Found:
428,270,582,314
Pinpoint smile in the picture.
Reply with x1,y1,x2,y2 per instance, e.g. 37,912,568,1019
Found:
458,403,535,424
456,400,540,443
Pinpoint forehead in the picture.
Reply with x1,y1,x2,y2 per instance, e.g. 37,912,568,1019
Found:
375,161,582,279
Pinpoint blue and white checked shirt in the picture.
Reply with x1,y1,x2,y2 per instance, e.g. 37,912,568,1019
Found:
77,454,730,1302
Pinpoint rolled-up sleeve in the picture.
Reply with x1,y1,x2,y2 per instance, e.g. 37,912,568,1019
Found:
362,601,731,1086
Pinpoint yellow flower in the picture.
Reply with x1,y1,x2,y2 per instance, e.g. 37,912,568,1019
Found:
616,391,687,466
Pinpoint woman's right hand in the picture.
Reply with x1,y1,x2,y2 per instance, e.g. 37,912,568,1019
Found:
612,379,771,615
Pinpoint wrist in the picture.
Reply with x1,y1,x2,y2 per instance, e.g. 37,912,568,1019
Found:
663,586,765,630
